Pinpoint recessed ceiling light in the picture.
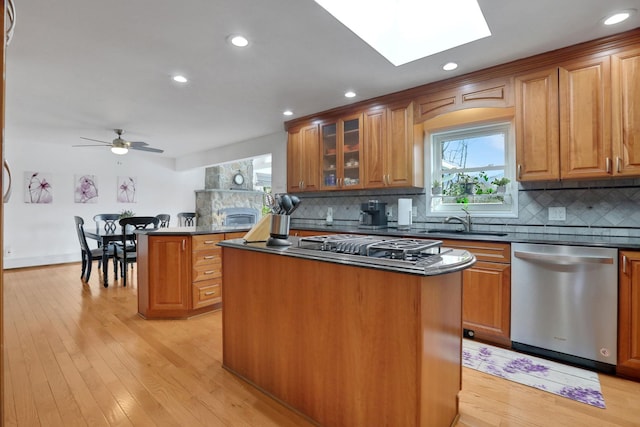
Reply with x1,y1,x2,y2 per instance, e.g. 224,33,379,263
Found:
345,91,356,98
443,62,458,71
314,0,490,66
228,35,249,47
283,110,294,116
604,10,635,25
173,75,188,83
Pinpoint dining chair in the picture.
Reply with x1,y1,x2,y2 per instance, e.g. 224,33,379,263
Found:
177,212,196,226
92,213,121,268
115,216,160,287
74,216,117,282
156,213,171,228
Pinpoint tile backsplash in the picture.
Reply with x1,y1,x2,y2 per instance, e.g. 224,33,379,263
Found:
289,178,640,237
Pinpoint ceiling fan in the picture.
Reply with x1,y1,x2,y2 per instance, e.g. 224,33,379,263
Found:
75,129,164,155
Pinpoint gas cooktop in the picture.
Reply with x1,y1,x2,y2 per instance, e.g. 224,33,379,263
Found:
287,234,460,274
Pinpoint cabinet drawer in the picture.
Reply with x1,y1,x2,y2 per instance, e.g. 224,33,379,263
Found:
440,239,511,263
192,249,222,267
193,263,222,282
193,280,222,309
192,234,224,251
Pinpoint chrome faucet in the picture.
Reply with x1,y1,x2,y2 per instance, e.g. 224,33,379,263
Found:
444,207,472,232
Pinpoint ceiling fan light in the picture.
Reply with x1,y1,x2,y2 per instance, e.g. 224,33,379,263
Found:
111,146,128,155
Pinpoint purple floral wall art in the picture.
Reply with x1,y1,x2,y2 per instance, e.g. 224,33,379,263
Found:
24,171,53,204
74,174,98,203
117,176,137,203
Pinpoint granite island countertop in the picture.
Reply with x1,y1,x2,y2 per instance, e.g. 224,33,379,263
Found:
135,225,252,236
218,236,476,277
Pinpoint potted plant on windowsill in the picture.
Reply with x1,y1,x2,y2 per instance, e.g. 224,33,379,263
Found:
431,179,442,195
491,177,511,194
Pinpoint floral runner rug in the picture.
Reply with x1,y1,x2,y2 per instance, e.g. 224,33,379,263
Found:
462,339,605,408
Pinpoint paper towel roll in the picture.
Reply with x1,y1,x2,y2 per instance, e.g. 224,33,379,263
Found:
398,198,412,230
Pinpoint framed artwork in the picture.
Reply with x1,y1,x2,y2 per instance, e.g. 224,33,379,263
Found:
117,176,137,203
24,171,53,203
74,174,98,203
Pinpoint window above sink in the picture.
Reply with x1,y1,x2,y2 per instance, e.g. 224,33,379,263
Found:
427,120,518,218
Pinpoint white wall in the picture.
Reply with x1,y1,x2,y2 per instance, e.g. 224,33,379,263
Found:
3,140,204,268
3,131,287,269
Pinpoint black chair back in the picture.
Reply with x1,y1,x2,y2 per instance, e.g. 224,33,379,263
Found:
177,212,196,226
117,216,159,287
74,216,92,254
156,214,171,228
93,213,120,233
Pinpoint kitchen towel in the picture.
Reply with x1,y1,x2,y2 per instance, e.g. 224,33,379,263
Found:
463,339,605,408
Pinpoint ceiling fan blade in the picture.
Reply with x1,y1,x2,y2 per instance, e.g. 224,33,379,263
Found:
80,136,111,144
130,145,164,153
72,144,110,147
129,141,150,147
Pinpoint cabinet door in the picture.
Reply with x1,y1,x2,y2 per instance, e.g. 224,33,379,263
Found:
148,236,191,313
612,47,640,176
321,113,363,190
619,251,640,380
287,124,320,192
362,107,387,187
559,56,611,179
386,101,416,187
515,68,560,181
462,261,511,347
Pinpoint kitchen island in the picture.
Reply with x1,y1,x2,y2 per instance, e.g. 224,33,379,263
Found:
219,237,475,427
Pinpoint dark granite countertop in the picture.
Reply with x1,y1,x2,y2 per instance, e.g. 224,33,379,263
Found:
218,237,476,277
290,224,640,249
136,225,252,236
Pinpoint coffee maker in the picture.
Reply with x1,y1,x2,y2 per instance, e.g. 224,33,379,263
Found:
359,200,388,229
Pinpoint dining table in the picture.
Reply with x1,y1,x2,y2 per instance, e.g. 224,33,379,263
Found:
85,227,134,287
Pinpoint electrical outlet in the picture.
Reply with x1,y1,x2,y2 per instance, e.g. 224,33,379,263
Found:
548,207,566,221
386,206,393,217
412,206,417,217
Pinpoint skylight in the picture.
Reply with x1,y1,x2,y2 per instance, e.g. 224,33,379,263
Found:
314,0,491,66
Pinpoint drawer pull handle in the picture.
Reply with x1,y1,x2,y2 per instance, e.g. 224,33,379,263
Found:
204,255,216,259
204,270,215,275
204,291,216,296
203,240,215,244
606,157,611,173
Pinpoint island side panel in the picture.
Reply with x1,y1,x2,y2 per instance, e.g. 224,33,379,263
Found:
222,247,462,426
420,271,463,427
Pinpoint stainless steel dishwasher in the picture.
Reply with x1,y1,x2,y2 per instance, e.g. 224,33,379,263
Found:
511,243,617,373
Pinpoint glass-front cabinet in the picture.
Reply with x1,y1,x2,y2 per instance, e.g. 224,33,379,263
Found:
321,113,363,190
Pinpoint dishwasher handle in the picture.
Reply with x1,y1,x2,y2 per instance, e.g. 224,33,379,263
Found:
513,250,614,265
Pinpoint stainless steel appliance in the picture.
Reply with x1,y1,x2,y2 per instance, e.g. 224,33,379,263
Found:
359,200,387,229
511,243,618,373
288,234,473,275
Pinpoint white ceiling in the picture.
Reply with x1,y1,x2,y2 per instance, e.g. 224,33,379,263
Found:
5,0,640,161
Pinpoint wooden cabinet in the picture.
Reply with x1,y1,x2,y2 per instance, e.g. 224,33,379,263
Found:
287,123,320,192
138,235,191,318
138,232,231,319
618,251,640,380
362,101,423,188
612,47,640,176
442,239,511,347
320,113,363,190
516,49,639,181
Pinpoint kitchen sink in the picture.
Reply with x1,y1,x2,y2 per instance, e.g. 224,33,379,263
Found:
420,229,508,237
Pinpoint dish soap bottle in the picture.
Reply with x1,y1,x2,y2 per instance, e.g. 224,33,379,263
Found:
326,207,333,226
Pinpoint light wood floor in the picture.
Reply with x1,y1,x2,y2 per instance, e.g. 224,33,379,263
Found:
3,263,640,427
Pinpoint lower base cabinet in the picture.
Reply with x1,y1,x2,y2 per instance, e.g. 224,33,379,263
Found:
138,232,238,319
619,251,640,380
442,239,511,347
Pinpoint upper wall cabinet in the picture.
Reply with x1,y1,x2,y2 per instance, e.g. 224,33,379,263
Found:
287,124,320,192
612,47,640,176
515,47,640,181
362,101,423,188
320,113,363,190
414,76,513,123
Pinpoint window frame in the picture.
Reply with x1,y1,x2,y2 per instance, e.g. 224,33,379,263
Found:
426,120,518,218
